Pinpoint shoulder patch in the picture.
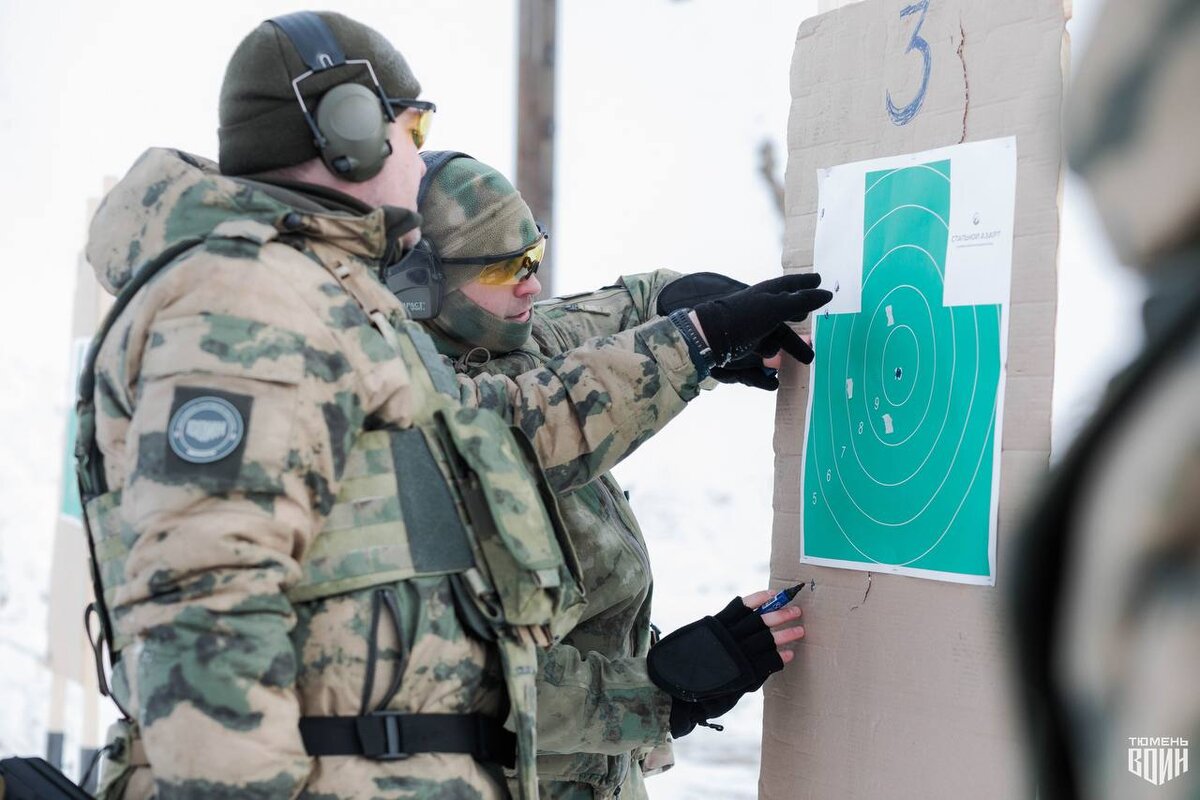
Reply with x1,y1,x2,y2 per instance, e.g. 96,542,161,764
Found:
168,394,245,464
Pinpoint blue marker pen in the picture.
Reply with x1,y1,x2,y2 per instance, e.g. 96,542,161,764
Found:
756,582,806,615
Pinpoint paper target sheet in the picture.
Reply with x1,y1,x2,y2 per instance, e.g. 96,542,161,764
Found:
801,138,1016,585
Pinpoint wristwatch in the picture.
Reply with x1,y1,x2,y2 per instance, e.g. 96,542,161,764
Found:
667,309,716,377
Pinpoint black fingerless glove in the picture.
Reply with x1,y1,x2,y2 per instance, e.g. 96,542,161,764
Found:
648,597,785,738
691,274,832,366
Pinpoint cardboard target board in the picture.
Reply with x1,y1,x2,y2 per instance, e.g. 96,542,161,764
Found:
802,138,1016,584
764,0,1066,797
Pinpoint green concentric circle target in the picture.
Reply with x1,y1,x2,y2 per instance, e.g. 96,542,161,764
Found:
802,160,1001,579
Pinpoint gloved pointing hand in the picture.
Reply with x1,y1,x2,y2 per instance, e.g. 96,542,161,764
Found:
648,590,805,738
691,273,831,366
657,272,786,389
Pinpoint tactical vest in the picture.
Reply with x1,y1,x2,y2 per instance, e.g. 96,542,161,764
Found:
75,222,586,800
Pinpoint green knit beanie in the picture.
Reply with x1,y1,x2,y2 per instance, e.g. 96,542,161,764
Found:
218,11,421,176
418,155,540,291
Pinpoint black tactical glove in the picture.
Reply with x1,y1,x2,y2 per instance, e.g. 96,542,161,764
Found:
658,272,818,390
657,271,750,312
691,273,832,367
648,597,785,738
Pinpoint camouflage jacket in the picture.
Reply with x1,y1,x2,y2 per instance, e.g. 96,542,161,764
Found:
1014,259,1200,800
1013,3,1200,797
460,273,684,800
83,149,704,799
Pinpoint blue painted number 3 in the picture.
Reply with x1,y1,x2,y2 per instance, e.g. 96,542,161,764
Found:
886,0,931,126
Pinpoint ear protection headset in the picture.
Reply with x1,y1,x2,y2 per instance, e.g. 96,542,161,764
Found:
269,12,396,182
382,151,474,319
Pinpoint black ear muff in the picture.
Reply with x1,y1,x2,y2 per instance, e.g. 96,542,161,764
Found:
384,238,446,320
378,151,477,321
315,83,392,181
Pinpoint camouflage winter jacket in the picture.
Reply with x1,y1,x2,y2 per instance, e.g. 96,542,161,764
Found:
461,273,686,800
82,149,705,799
1012,2,1200,796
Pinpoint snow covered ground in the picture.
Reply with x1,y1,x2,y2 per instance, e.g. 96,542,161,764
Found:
615,386,781,798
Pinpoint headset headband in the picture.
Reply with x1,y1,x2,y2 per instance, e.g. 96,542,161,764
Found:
266,11,397,180
417,151,475,209
269,12,347,71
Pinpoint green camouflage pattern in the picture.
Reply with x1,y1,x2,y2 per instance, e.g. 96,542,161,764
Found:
1055,338,1200,800
458,271,685,800
1015,4,1200,795
452,274,701,497
427,288,534,358
83,148,703,799
418,155,540,268
1066,0,1200,267
93,718,153,800
1017,280,1200,800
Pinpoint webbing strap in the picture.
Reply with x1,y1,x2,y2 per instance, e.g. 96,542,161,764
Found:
368,310,450,424
496,637,541,800
299,712,515,766
318,250,453,425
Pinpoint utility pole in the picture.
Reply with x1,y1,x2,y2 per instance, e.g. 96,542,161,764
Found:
516,0,558,295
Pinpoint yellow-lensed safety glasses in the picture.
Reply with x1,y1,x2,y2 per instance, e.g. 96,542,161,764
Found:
442,225,549,285
387,98,437,149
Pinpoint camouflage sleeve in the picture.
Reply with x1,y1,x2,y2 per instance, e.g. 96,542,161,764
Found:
532,269,682,354
535,645,672,755
99,248,373,797
455,316,702,492
618,268,682,321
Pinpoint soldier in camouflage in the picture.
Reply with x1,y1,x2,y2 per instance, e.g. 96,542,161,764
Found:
1012,1,1200,798
79,12,825,800
412,153,816,799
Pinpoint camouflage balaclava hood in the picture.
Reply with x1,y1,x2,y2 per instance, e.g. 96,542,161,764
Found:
417,154,541,357
218,11,421,176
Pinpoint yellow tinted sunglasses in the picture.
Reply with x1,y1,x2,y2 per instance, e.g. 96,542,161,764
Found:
387,98,437,149
442,226,549,286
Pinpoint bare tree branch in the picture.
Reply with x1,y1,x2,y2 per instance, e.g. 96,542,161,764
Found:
757,139,786,221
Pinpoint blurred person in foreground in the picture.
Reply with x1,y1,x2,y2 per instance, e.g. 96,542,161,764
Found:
1012,1,1200,798
405,151,815,799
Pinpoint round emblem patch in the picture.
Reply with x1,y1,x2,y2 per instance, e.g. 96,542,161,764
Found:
168,396,245,464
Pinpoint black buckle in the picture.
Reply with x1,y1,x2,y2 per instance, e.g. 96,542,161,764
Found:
356,711,411,761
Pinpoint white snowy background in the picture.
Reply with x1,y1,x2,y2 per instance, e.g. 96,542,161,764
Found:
0,1,1141,797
